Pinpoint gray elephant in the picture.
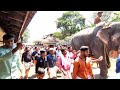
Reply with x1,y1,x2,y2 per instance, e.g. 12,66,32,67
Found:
71,22,120,79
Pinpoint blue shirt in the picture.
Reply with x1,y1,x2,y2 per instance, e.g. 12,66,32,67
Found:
0,45,22,79
47,54,56,68
116,54,120,73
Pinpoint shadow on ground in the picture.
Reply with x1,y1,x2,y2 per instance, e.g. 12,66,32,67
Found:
28,74,36,79
94,74,100,79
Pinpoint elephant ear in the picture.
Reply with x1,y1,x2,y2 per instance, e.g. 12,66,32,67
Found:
96,27,111,45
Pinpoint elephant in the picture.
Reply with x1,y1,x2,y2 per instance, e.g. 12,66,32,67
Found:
70,22,120,79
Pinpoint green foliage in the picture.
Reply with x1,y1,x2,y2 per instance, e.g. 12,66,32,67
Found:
22,28,30,43
53,31,63,40
111,11,120,22
56,11,85,39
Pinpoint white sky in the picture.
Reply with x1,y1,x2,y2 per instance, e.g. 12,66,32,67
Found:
27,11,95,42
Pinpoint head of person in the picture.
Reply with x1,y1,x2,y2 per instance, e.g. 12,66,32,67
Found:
25,47,30,52
3,34,15,48
57,46,61,50
49,48,54,55
49,44,54,48
61,48,67,56
73,50,77,55
40,50,46,58
37,68,45,79
97,11,103,17
68,46,73,52
80,46,90,58
35,47,39,51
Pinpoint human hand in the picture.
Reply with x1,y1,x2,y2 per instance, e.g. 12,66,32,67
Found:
98,56,103,61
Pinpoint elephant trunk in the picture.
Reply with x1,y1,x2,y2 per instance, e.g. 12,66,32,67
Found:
104,44,111,69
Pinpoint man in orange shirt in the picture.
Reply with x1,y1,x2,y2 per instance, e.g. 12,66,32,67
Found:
72,46,103,79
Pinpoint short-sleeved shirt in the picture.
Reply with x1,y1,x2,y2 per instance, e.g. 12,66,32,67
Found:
22,51,32,62
47,54,56,68
36,57,47,73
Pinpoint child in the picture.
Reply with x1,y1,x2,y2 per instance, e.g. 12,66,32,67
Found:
36,68,45,79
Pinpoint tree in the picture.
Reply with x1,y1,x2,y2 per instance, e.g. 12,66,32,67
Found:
56,11,85,39
22,28,30,43
110,11,120,22
53,31,63,40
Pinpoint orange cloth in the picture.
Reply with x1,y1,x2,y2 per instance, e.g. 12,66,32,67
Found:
72,57,93,79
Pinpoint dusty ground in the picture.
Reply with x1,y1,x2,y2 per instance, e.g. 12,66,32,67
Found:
21,58,117,79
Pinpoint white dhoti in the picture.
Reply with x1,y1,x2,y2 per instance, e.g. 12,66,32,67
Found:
76,76,82,79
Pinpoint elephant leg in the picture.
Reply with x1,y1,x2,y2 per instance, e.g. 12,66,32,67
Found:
98,55,108,79
91,47,108,79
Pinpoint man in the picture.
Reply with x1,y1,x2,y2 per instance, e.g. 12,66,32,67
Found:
116,54,120,73
72,46,103,79
32,47,40,66
94,11,103,25
55,46,62,58
58,48,72,79
114,54,120,79
0,34,23,79
22,47,33,79
72,46,94,79
35,50,47,74
46,45,54,55
108,53,120,79
47,48,56,68
67,46,73,58
46,48,57,78
36,67,45,79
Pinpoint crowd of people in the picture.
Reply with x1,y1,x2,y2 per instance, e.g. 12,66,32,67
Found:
0,33,105,79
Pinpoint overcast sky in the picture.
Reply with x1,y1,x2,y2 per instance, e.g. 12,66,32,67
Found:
27,11,95,42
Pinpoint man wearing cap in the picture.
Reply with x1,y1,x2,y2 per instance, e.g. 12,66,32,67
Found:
47,48,57,68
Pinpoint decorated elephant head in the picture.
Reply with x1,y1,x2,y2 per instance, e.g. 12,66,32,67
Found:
96,22,120,52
